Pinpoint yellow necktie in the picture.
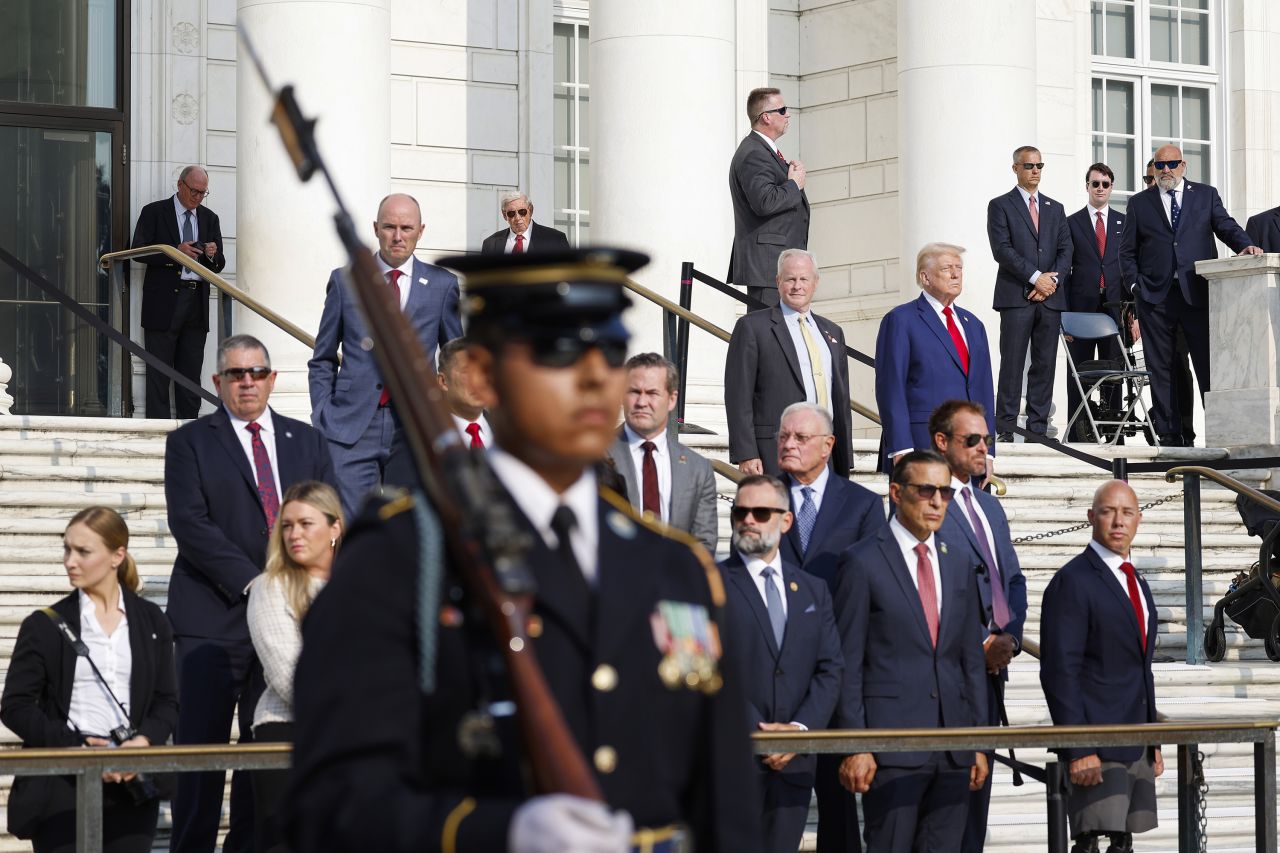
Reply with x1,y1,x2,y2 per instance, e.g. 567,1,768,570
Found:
799,315,829,410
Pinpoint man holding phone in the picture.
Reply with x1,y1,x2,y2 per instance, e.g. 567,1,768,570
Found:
130,165,226,419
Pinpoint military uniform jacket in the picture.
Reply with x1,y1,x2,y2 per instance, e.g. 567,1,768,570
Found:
285,486,764,853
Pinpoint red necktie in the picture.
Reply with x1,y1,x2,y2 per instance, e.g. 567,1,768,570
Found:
245,422,280,530
640,441,661,517
1095,211,1107,291
1028,195,1039,233
513,233,525,254
913,543,939,648
1120,561,1147,653
776,148,787,167
465,422,484,449
942,306,969,374
378,270,403,407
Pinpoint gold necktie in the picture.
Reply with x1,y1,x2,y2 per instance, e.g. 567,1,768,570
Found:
799,315,829,410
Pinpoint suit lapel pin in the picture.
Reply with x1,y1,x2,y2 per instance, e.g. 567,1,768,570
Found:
606,510,637,540
678,454,688,464
284,431,293,439
789,581,799,592
418,277,428,285
940,541,949,555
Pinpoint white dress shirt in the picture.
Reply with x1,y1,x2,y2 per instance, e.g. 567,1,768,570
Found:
66,589,132,737
173,195,201,280
741,551,788,617
248,573,325,729
374,253,414,311
622,424,671,521
779,302,834,416
1089,540,1149,629
489,447,600,584
952,476,999,575
888,516,942,616
225,406,283,499
452,412,494,449
752,129,781,158
789,465,830,516
504,228,534,253
1015,184,1045,285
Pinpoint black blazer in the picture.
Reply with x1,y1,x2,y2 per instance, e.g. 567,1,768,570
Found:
479,221,571,254
1246,205,1280,253
778,473,885,593
1065,206,1126,314
727,132,810,289
164,406,335,641
130,196,226,331
986,187,1072,310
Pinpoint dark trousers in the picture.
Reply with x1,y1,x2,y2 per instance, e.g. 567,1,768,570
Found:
1064,306,1123,441
252,722,294,853
863,753,970,853
1172,326,1196,443
995,303,1060,434
759,769,814,853
816,753,864,853
170,635,262,853
1134,287,1209,440
327,404,398,519
961,677,1004,853
747,285,780,308
33,790,159,853
143,285,207,420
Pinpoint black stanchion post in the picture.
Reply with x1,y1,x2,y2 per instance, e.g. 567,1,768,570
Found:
1256,731,1278,853
1183,472,1204,664
1112,456,1128,481
1177,744,1197,853
1045,760,1068,853
676,262,693,424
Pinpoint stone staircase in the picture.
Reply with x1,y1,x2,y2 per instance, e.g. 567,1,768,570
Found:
0,416,1276,851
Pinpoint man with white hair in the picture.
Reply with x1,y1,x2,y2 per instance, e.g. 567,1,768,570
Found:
480,190,571,254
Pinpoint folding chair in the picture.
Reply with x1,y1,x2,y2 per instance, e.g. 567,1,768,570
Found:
1059,311,1157,446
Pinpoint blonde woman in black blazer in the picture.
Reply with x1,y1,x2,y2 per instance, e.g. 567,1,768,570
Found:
1,507,178,853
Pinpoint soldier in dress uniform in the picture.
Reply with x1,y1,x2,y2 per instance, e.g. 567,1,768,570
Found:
284,248,763,853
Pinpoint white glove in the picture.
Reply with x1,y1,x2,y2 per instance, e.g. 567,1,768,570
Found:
509,794,634,853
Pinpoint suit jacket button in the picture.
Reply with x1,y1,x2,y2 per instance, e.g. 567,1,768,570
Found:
774,668,784,677
376,383,383,389
593,745,618,774
591,664,617,692
931,691,938,699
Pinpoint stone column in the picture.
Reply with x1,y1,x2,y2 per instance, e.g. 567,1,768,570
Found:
236,0,389,418
589,1,740,431
1200,254,1280,462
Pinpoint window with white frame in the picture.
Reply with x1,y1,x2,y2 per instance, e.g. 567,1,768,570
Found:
1089,0,1217,211
553,19,589,245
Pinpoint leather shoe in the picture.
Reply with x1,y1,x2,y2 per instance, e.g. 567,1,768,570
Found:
1157,433,1184,447
996,432,1015,442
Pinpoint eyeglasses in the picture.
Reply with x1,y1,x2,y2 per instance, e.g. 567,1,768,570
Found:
949,432,994,449
1153,159,1183,171
181,180,211,199
1142,176,1156,186
777,431,831,445
1089,180,1112,189
219,366,273,381
527,337,628,369
755,105,789,121
503,208,530,219
902,483,956,502
730,505,789,523
1018,162,1045,170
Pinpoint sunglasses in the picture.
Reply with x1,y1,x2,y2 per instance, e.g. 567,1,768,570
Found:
1153,159,1183,171
504,208,530,219
1089,180,1111,189
902,483,956,502
949,432,994,448
1018,162,1045,170
219,366,273,381
756,106,789,120
730,505,789,523
1142,176,1155,186
527,337,628,369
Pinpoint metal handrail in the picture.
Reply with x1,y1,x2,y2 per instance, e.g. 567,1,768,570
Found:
1165,465,1280,513
99,245,316,349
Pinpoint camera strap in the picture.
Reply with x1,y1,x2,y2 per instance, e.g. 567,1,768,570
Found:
39,607,133,730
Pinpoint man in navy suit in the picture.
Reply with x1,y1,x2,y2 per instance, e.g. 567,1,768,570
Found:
130,165,226,419
165,334,335,853
929,400,1027,853
1118,145,1260,446
479,190,571,254
1247,203,1280,252
833,450,988,852
875,243,996,472
308,193,463,516
720,474,843,853
1064,164,1127,439
776,401,883,853
1041,480,1163,853
987,146,1073,440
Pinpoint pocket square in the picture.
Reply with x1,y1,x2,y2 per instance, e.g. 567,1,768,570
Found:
804,603,816,614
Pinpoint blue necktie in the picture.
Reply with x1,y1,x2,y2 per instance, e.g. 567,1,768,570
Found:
796,486,817,554
1167,189,1181,232
182,210,195,243
760,566,786,649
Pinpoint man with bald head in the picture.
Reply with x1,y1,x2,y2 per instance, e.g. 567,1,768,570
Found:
308,193,463,515
1041,480,1163,853
1118,145,1260,446
131,164,227,419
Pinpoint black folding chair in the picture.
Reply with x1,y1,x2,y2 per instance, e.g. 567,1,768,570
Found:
1059,311,1157,446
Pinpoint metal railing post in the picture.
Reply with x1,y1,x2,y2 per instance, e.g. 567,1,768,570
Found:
107,259,126,417
1183,472,1204,665
1045,760,1068,853
676,262,693,425
1112,456,1128,480
75,767,103,853
1176,744,1198,853
1257,730,1278,853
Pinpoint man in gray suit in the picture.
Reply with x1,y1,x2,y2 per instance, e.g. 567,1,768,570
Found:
728,87,810,306
607,353,718,555
308,193,463,516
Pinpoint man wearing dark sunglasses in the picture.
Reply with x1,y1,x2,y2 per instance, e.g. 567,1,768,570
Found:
729,87,810,306
480,190,570,255
987,145,1072,442
1118,144,1260,446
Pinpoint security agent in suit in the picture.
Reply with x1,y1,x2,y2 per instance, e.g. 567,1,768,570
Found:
285,248,763,853
986,145,1073,439
130,165,226,420
875,243,997,472
606,352,719,555
728,87,810,306
164,334,336,853
929,401,1027,853
480,190,572,254
719,475,843,853
726,249,852,478
774,402,883,853
308,193,463,517
1064,164,1127,438
833,451,989,853
1246,203,1280,253
1118,146,1260,446
1040,480,1164,853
